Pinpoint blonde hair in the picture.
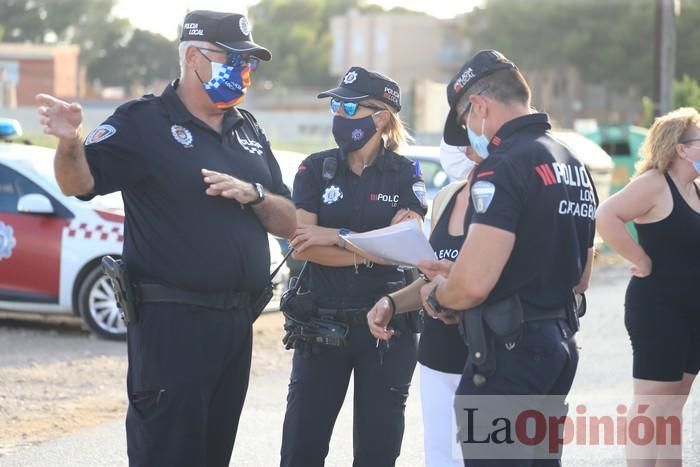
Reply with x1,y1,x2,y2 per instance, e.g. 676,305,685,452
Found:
635,107,700,176
364,98,413,152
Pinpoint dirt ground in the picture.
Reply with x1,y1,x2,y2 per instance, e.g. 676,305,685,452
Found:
0,311,291,456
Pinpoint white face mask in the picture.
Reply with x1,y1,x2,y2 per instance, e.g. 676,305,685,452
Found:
439,138,475,180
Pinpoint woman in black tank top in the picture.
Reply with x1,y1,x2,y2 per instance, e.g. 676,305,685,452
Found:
597,107,700,464
367,141,475,467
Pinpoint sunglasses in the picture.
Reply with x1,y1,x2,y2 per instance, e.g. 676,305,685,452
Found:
680,137,700,145
330,98,383,116
196,47,260,71
456,85,490,127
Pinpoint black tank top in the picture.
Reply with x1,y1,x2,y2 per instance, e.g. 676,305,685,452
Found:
634,173,700,282
417,189,469,374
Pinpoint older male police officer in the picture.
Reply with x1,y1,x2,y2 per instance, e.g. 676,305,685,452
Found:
36,10,296,467
419,50,595,466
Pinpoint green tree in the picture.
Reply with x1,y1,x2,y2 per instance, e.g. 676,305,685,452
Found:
248,0,416,89
88,29,179,94
248,0,359,89
464,0,656,96
673,74,700,109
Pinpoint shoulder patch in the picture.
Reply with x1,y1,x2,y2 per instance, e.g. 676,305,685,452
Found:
471,180,496,214
85,124,116,146
412,180,427,208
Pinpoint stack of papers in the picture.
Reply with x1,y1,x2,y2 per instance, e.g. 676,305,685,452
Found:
344,220,436,267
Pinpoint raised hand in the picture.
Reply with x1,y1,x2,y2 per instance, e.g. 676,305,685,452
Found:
36,94,83,140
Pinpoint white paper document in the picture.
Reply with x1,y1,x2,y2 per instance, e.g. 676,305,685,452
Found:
343,220,436,267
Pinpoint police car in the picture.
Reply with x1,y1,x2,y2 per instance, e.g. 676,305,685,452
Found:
0,142,288,340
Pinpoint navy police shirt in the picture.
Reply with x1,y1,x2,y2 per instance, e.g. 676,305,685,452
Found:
466,113,596,309
82,80,291,292
293,147,428,307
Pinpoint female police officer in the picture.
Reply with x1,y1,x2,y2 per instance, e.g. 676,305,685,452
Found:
280,67,427,467
368,140,475,467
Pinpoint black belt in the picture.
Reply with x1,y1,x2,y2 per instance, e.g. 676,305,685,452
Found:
138,283,251,311
317,306,371,326
522,303,568,321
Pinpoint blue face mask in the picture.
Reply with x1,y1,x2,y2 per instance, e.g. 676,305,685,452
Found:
691,159,700,175
197,60,252,109
466,107,490,159
332,114,377,153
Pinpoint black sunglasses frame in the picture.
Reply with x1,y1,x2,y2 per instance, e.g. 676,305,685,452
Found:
196,47,260,71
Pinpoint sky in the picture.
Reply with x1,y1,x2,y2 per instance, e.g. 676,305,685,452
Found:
113,0,480,40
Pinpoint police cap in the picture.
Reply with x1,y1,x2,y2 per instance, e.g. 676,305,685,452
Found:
443,50,516,146
318,66,401,112
180,10,271,61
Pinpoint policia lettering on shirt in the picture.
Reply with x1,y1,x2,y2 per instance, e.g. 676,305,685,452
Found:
419,50,595,466
37,10,296,467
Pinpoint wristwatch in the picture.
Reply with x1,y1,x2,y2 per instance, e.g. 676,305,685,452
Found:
337,227,351,248
248,182,266,205
425,285,449,315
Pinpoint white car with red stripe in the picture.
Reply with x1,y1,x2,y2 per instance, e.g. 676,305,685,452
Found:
0,142,288,340
0,143,126,339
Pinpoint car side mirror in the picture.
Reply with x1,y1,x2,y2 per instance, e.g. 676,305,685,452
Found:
17,193,54,215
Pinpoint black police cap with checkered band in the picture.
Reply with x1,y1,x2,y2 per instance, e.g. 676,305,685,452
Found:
318,66,401,112
180,10,271,61
443,50,516,146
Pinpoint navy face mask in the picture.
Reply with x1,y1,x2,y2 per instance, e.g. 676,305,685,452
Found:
332,114,377,153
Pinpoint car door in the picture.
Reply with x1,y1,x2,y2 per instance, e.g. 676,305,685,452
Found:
0,164,71,303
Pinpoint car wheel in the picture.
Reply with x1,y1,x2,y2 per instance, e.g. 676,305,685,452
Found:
77,265,127,340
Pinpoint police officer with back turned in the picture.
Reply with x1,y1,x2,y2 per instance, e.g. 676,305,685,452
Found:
418,50,595,466
36,10,296,467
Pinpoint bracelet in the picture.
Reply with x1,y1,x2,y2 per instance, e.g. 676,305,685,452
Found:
383,295,397,319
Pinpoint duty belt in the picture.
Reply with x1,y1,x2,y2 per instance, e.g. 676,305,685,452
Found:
522,303,569,321
317,306,372,326
137,283,251,311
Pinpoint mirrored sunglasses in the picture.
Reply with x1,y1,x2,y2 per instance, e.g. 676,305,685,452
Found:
196,47,260,71
330,98,382,116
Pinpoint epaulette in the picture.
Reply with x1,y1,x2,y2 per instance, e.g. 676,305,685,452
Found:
114,94,158,114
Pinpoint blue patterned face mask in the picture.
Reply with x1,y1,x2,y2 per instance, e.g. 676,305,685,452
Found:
195,49,252,109
466,107,490,159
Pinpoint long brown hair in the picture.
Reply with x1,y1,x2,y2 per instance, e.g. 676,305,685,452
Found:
635,107,700,175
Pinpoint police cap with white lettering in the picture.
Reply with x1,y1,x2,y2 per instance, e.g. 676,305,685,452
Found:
180,10,271,61
443,50,516,146
317,66,401,111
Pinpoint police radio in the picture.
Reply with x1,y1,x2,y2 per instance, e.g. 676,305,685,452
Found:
321,157,338,186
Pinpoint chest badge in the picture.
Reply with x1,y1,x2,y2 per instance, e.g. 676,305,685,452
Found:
171,125,193,148
0,221,17,260
471,181,495,214
322,185,344,205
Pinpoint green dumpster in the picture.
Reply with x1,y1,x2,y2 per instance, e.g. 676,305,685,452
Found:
579,124,648,194
579,123,649,243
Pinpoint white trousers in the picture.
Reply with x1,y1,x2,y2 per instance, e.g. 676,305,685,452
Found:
419,363,464,467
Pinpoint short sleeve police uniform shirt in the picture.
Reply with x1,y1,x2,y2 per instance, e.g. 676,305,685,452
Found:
82,80,291,292
293,147,427,307
466,113,596,308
